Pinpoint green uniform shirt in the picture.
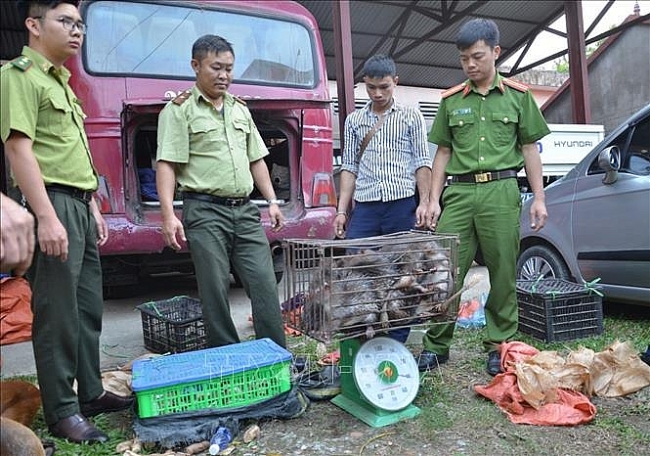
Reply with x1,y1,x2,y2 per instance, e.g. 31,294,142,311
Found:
429,73,550,175
157,86,268,197
0,46,98,191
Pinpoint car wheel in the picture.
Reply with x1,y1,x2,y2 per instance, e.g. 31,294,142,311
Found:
517,245,571,281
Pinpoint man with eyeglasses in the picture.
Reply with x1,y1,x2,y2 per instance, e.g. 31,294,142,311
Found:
1,0,132,445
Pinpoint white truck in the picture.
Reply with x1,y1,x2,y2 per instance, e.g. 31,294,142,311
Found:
519,123,606,196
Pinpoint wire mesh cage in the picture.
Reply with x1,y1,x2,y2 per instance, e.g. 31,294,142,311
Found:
282,231,460,343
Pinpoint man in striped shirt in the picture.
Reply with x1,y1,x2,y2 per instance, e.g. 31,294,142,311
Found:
335,54,433,342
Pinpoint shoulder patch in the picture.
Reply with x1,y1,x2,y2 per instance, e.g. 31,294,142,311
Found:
10,56,32,72
502,78,529,93
233,95,247,106
171,89,193,105
441,83,466,99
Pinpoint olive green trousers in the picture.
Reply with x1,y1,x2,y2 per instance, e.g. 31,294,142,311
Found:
183,200,286,348
29,191,104,425
422,178,522,353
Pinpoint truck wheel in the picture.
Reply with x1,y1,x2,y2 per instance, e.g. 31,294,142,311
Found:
516,245,570,281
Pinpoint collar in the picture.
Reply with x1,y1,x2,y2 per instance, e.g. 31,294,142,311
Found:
21,46,71,83
462,72,505,97
363,98,399,117
192,85,236,108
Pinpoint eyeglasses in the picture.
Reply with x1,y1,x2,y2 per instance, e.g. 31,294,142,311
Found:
33,16,87,35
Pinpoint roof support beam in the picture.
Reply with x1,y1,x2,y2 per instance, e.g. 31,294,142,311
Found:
565,0,591,123
332,0,355,152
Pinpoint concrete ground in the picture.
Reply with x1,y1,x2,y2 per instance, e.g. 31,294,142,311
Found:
0,266,490,378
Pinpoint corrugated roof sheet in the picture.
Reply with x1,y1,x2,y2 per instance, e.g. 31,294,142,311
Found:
298,0,566,88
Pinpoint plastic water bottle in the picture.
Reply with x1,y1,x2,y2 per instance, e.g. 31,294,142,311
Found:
209,426,232,455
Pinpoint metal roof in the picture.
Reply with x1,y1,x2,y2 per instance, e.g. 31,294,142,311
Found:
296,0,650,89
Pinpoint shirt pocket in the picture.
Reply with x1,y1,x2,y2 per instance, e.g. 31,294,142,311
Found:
189,118,222,150
231,118,250,150
491,112,519,146
45,95,77,137
448,114,476,149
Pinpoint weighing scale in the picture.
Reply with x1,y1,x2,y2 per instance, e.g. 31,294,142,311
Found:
331,336,421,428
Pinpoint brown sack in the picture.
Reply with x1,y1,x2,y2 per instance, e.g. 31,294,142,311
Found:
0,277,33,345
515,361,559,409
590,340,650,397
101,371,133,397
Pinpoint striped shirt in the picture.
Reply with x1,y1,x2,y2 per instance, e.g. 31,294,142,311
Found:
341,100,431,202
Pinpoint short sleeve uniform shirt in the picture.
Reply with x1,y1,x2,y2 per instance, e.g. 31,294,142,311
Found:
157,87,268,197
0,46,98,190
428,73,550,175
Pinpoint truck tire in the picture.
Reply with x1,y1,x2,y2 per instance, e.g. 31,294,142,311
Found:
516,245,571,281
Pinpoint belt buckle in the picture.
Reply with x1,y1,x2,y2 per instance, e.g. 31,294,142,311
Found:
225,198,239,207
475,172,491,183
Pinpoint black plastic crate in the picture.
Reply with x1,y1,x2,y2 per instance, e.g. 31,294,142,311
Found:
516,279,603,342
136,296,207,353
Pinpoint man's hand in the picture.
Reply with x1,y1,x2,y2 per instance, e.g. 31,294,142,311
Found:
529,198,548,232
333,213,347,238
0,193,35,275
414,202,428,228
161,215,186,250
36,213,69,261
269,204,285,232
90,198,108,246
427,200,442,231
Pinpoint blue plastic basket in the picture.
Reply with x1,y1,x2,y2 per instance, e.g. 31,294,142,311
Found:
131,338,292,418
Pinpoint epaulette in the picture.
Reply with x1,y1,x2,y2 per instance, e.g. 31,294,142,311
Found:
10,56,32,72
502,78,529,93
171,89,192,105
441,82,466,99
233,95,247,106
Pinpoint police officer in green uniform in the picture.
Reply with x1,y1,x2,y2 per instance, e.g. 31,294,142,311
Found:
156,34,286,349
420,18,550,375
0,0,132,444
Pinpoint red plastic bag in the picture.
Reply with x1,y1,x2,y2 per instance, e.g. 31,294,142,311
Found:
0,277,33,345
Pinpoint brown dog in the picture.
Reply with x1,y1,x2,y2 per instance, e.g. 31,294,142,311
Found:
0,380,50,456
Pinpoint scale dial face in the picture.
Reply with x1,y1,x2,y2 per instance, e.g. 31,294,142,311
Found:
352,337,420,411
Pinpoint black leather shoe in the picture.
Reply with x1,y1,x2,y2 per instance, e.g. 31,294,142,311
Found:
80,390,134,417
417,350,449,372
487,350,502,376
48,414,108,443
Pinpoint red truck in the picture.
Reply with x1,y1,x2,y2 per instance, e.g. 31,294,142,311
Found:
1,0,337,295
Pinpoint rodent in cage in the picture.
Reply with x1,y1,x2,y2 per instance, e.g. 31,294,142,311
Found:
300,239,454,340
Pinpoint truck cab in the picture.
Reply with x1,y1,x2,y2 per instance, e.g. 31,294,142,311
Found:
1,0,337,294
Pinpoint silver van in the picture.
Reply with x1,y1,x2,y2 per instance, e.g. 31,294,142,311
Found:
517,104,650,306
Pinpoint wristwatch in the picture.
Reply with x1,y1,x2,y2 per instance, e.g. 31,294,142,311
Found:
267,199,283,205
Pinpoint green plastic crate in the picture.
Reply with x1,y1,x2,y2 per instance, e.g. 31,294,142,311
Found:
131,338,292,418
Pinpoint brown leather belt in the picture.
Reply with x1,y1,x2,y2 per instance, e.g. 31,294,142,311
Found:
449,169,518,184
183,191,250,207
45,184,93,202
